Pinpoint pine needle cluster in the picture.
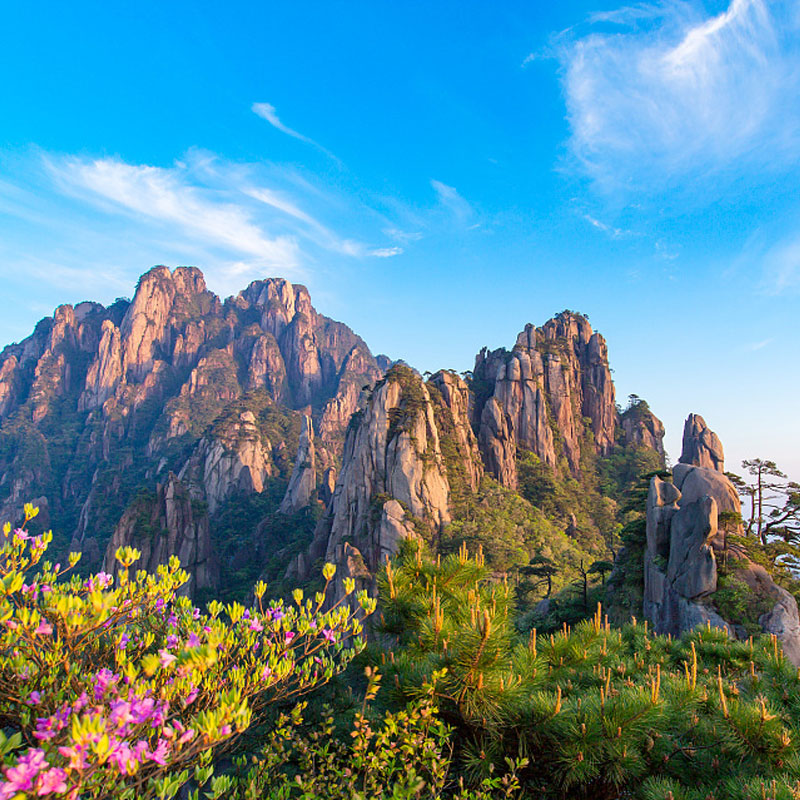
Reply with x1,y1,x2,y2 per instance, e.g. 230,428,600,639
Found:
376,541,800,800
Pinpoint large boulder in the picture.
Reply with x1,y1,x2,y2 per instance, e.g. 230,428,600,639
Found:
667,496,718,600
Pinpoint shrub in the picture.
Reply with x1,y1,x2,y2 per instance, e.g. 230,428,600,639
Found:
377,541,800,799
0,504,375,799
224,667,526,800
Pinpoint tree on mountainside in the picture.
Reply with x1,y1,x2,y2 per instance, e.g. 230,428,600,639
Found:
520,554,558,598
588,559,613,586
729,459,800,547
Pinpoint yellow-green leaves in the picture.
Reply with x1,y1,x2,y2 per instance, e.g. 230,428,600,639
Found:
115,546,142,567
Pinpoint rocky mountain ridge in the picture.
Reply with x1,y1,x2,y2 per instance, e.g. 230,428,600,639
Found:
0,266,665,606
0,266,384,581
298,314,667,604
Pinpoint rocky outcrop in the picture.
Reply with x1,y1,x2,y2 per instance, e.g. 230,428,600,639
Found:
295,365,455,595
472,312,619,483
79,320,123,411
429,370,483,492
279,415,316,513
643,414,800,664
679,413,725,472
619,402,666,458
179,411,272,514
102,473,217,598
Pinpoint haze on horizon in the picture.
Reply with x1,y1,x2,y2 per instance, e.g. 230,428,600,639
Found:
0,0,798,478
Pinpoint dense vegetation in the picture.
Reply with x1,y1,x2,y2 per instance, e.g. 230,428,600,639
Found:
5,509,800,799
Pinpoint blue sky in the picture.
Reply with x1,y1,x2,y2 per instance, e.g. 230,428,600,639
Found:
1,0,799,478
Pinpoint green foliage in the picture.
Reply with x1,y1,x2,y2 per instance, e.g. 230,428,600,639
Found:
377,544,800,799
440,476,589,586
226,665,526,800
0,506,375,799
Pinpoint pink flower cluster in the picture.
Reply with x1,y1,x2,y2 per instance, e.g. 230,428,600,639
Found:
0,749,67,798
2,666,196,795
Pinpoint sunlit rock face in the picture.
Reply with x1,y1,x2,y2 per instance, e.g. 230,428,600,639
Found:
471,312,619,487
0,266,385,563
293,365,482,601
643,414,800,665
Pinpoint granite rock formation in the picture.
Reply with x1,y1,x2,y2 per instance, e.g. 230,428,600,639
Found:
102,473,217,598
0,266,384,564
279,415,317,514
643,414,800,664
679,413,725,472
179,410,272,515
294,365,471,597
472,313,625,487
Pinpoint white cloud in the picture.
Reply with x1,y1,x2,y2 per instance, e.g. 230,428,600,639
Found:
251,102,340,164
50,157,301,273
583,214,629,239
369,247,403,258
556,0,800,193
251,102,314,144
430,179,474,223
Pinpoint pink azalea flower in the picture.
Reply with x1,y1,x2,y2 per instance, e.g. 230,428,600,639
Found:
284,631,296,644
1,748,47,797
35,767,67,795
158,649,177,668
35,620,53,636
322,628,337,643
186,632,200,648
147,739,170,766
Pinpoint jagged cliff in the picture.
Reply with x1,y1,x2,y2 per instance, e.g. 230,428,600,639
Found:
102,473,217,598
471,312,660,488
0,275,666,605
294,365,462,593
0,266,385,584
643,414,800,664
299,314,665,602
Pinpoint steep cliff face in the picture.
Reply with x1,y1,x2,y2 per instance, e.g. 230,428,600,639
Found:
279,415,317,514
102,473,217,598
643,414,800,665
296,365,482,595
0,266,384,566
472,312,620,486
179,410,272,514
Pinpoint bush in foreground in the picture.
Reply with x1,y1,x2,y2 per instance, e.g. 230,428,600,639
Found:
0,505,374,799
379,541,800,799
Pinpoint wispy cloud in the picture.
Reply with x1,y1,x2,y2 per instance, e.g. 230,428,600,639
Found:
430,179,474,224
555,0,800,194
369,246,403,258
51,157,301,272
0,148,417,304
583,214,629,239
251,102,315,144
251,102,339,163
744,338,773,352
